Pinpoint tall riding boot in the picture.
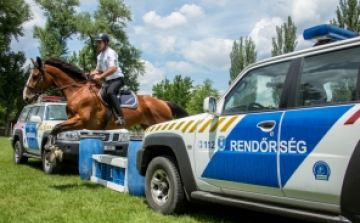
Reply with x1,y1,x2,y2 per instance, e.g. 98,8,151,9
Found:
109,95,125,125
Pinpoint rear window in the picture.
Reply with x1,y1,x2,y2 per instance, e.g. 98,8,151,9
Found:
297,47,360,107
19,107,30,122
46,105,67,120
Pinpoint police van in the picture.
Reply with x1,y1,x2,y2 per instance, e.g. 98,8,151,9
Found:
136,25,360,222
11,96,130,175
11,96,68,173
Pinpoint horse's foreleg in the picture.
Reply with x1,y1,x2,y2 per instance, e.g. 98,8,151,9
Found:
45,116,84,163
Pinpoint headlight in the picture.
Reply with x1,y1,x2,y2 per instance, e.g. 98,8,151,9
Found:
119,133,129,141
57,131,80,141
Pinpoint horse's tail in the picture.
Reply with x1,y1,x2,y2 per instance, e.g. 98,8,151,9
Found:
166,101,189,119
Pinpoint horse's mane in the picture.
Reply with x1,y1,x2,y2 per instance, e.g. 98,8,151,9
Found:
44,57,87,81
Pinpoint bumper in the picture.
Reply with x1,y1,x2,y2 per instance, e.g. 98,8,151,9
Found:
56,140,129,161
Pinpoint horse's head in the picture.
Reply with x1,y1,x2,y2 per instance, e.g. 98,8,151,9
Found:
23,57,53,101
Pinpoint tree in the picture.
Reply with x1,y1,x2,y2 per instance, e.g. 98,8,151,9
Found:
229,37,257,85
152,75,193,108
330,0,360,32
152,78,172,101
0,0,31,135
76,0,144,92
271,16,297,57
186,79,219,115
0,0,31,52
33,0,80,59
0,52,28,135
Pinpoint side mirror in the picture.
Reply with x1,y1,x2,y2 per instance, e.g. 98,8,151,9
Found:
29,115,42,123
203,96,217,114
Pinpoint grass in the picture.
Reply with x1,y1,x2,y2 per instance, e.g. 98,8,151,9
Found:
0,137,306,223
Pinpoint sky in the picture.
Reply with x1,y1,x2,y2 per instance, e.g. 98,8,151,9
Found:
11,0,341,95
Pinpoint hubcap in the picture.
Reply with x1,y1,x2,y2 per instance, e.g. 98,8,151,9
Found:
14,144,20,162
151,169,170,205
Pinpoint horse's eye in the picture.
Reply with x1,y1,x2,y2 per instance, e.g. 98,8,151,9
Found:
32,75,39,80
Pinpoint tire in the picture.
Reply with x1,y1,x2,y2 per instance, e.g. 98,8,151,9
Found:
42,151,62,175
145,156,187,215
13,141,28,164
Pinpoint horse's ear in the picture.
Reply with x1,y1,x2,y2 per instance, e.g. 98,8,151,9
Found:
36,56,42,67
31,58,36,65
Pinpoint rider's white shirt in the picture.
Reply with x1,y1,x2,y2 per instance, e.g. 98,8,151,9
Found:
96,47,124,81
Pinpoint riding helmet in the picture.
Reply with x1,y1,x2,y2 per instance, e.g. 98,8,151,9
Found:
95,33,110,44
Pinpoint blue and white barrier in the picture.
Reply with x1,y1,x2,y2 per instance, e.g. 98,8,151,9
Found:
90,154,128,193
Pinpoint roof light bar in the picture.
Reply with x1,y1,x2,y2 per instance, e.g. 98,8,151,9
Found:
303,24,358,42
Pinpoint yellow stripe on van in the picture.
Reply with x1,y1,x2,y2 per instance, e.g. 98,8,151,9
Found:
161,124,169,130
209,117,226,133
198,119,213,133
182,120,194,133
155,125,163,131
189,120,201,133
175,121,185,130
220,116,238,132
168,122,176,130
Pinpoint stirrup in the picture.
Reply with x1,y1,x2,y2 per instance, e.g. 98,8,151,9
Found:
115,117,125,125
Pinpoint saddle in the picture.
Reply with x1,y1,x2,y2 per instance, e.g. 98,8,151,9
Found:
99,86,139,109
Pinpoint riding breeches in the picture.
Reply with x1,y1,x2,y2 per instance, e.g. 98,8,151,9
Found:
105,77,124,98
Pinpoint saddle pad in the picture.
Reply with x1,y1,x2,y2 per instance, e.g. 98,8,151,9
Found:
99,86,138,109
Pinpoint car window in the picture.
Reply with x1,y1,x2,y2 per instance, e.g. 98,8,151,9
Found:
19,107,30,122
46,105,67,120
27,107,39,122
223,61,291,114
37,106,45,121
297,47,360,107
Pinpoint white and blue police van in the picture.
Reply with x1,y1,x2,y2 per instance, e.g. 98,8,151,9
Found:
136,24,360,223
11,95,130,175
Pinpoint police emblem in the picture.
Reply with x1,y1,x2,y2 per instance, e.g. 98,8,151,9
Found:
217,136,226,151
313,161,331,181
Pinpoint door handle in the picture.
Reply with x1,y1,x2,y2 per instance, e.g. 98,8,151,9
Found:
257,121,276,132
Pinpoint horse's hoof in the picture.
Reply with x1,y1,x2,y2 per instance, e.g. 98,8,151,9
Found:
55,149,63,162
49,152,56,163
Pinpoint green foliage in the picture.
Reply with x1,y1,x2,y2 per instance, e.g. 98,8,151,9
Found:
33,0,80,59
152,75,193,108
0,0,31,52
0,52,28,134
75,0,144,92
330,0,360,32
186,79,219,115
229,37,257,85
271,16,297,57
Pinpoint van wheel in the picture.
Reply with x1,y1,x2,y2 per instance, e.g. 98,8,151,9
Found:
42,151,62,174
145,156,187,215
14,141,28,164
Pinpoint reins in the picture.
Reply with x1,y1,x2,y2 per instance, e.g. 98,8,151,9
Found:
25,64,102,96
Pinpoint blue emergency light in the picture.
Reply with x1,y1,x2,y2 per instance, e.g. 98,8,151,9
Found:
303,24,358,42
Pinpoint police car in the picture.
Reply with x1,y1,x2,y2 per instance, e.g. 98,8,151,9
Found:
11,96,67,174
136,25,360,222
11,96,130,175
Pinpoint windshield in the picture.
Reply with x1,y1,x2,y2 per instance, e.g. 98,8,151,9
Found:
46,105,67,120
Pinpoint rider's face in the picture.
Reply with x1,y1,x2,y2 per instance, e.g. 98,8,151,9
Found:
96,40,106,51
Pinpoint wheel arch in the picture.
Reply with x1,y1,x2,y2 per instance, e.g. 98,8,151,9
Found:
12,129,24,149
138,133,198,199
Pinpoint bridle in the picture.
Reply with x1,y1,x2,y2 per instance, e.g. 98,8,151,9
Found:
25,64,100,97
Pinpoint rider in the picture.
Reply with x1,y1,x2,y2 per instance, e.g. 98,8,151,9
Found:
90,33,125,125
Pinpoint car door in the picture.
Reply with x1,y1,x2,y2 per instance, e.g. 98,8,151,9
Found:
280,46,360,205
34,106,45,155
195,60,291,196
24,106,40,153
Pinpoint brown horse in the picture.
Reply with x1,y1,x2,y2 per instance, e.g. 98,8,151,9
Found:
23,57,188,160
